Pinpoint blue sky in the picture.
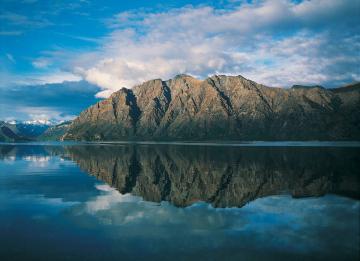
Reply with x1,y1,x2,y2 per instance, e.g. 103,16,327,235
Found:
0,0,359,121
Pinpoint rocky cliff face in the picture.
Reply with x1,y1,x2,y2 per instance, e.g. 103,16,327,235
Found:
63,145,360,207
63,75,360,141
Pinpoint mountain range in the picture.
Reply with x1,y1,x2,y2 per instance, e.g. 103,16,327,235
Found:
1,74,359,142
62,74,360,141
0,120,58,142
0,122,31,142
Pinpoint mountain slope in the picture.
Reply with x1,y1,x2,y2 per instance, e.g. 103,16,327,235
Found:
63,75,360,141
15,123,50,138
38,121,72,141
0,122,32,142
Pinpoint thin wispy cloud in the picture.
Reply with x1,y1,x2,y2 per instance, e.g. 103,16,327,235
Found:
55,32,100,44
32,58,51,69
0,30,23,36
6,53,15,63
0,11,52,28
0,71,81,87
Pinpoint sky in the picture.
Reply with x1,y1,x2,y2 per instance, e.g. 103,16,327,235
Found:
0,0,359,121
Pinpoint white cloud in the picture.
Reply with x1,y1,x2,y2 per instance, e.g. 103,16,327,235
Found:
32,58,51,69
72,0,359,97
86,184,140,213
17,106,76,122
34,71,81,84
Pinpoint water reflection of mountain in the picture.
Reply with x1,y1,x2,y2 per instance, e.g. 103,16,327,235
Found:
62,145,359,207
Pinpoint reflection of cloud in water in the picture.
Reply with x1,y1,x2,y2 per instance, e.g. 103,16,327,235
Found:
2,156,16,164
23,155,51,168
86,184,141,214
80,186,359,256
237,195,360,253
0,191,79,220
23,156,51,162
0,144,359,260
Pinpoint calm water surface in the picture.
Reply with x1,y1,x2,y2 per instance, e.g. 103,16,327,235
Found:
0,142,359,260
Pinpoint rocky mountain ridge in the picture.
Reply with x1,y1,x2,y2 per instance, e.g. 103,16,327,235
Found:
62,75,360,141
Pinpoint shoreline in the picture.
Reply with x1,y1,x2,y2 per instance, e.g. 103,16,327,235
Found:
1,140,360,147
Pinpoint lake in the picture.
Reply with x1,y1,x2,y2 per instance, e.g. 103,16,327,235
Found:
0,142,359,260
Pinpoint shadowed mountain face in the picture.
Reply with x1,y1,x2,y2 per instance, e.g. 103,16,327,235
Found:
59,144,359,208
63,75,360,141
0,122,32,142
0,121,57,142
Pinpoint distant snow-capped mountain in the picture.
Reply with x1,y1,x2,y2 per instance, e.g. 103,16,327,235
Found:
1,119,64,141
8,119,61,126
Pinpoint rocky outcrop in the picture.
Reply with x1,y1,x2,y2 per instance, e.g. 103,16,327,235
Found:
63,144,360,207
63,75,360,141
